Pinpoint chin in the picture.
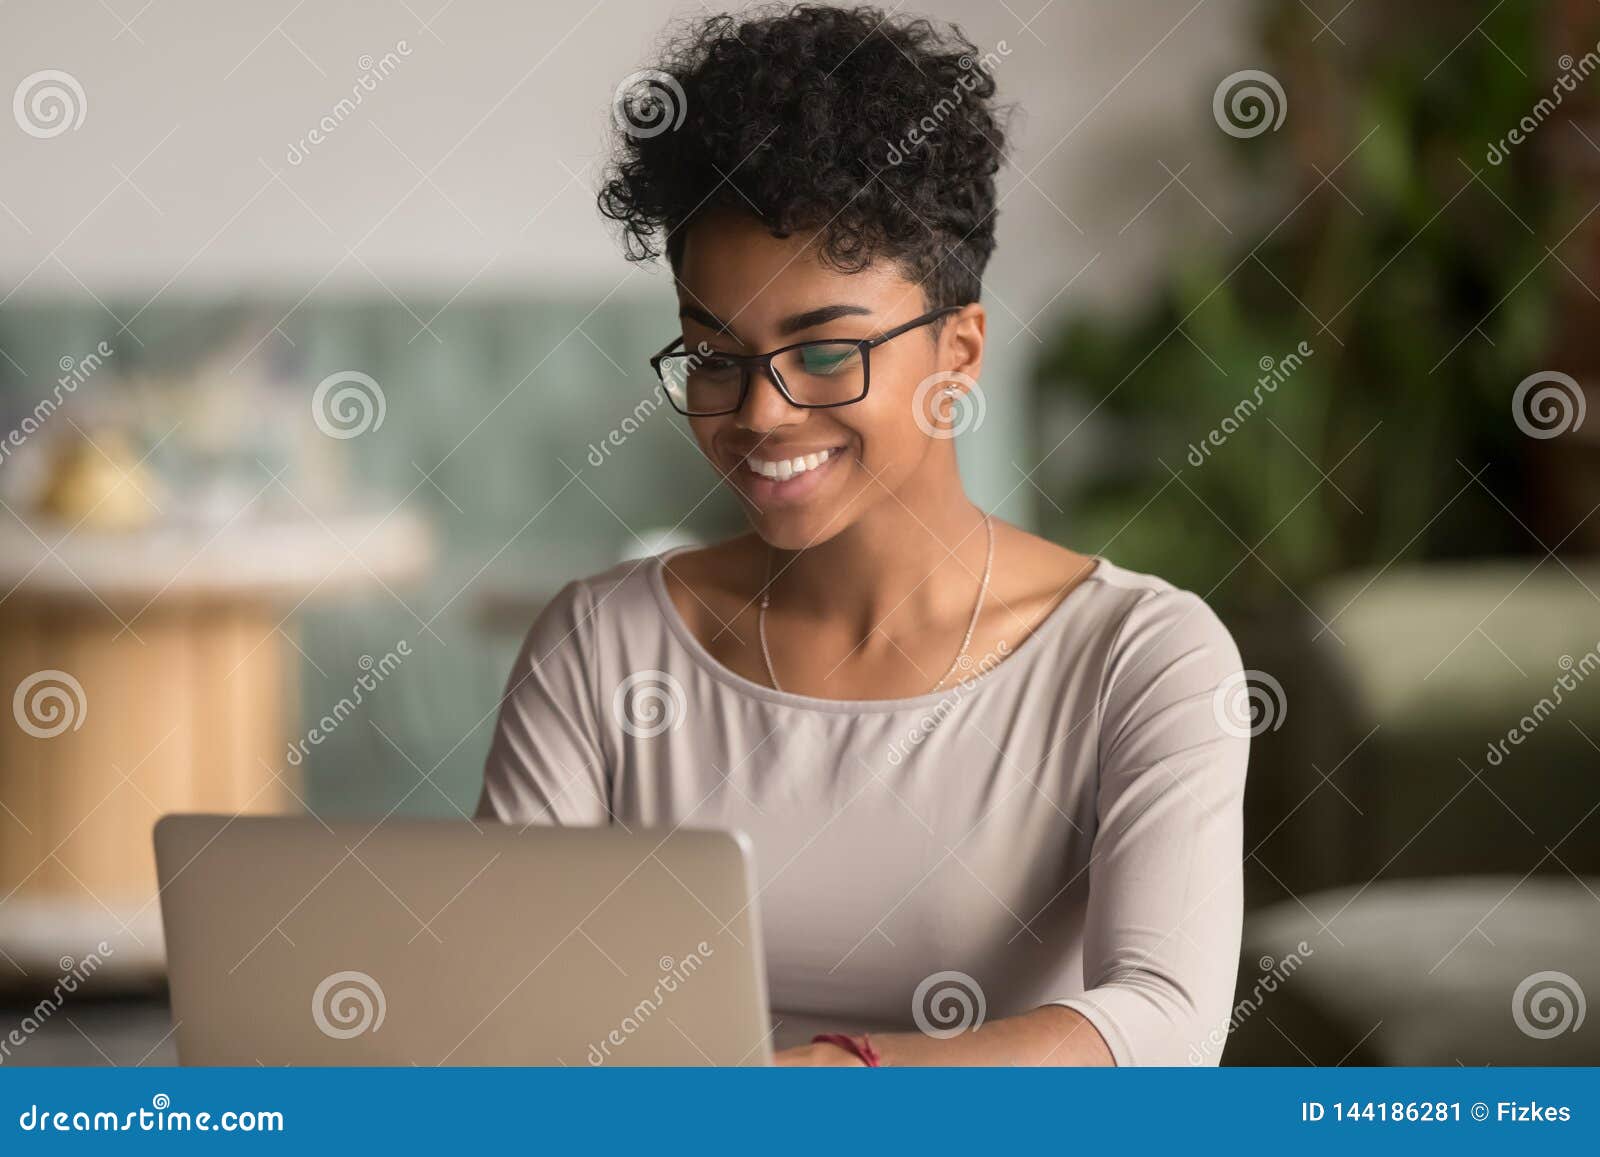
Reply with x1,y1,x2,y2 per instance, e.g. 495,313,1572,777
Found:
751,510,848,552
732,447,869,551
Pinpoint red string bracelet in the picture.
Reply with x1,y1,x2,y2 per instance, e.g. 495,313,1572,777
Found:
811,1032,881,1067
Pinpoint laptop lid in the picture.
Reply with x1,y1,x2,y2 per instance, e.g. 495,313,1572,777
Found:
154,815,772,1066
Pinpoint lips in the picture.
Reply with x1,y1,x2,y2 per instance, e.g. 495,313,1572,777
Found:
732,443,849,506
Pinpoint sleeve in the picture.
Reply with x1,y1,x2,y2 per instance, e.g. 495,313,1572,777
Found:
475,579,613,826
1050,588,1250,1066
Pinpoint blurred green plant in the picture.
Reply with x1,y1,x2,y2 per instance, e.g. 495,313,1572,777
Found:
1033,1,1568,608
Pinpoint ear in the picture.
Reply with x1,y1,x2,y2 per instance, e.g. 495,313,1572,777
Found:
913,304,988,440
942,303,986,386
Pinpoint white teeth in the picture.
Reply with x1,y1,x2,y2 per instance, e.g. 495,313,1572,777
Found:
746,446,836,481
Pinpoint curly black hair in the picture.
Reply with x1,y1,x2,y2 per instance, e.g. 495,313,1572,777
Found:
598,4,1008,310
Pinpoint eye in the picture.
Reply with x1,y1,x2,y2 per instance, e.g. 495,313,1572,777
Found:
799,344,861,375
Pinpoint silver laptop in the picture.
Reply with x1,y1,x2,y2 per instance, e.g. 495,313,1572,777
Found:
154,815,773,1066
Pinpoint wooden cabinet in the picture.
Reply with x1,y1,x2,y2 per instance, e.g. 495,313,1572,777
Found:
0,514,430,991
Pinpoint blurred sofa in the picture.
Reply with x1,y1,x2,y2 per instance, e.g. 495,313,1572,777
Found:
1228,557,1600,1064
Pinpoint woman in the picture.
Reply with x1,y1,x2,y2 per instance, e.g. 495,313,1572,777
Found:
478,4,1248,1066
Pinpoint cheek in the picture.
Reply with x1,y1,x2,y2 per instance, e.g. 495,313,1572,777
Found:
851,377,929,468
820,401,919,496
687,415,727,458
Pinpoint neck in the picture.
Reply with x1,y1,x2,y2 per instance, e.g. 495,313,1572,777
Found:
764,449,989,636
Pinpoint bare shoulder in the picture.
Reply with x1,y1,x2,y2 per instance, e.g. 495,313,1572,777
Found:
988,521,1101,630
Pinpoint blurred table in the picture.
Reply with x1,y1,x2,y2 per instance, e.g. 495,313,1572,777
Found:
0,512,431,991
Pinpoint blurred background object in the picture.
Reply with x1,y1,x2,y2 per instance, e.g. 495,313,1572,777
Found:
0,305,435,993
1031,0,1600,1066
1,0,1595,1066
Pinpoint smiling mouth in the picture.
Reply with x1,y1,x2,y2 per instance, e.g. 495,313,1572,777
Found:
743,445,844,482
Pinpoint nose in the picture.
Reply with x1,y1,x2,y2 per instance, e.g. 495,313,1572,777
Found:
735,363,805,436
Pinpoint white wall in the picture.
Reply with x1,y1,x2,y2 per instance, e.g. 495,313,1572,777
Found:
2,0,1256,515
2,0,1252,305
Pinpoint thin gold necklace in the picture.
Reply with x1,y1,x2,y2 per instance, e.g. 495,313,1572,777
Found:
756,514,996,695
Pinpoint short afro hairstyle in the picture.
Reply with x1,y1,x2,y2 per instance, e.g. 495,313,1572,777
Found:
598,4,1009,311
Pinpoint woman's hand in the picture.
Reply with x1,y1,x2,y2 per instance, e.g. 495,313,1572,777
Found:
771,1007,1114,1066
773,1041,867,1066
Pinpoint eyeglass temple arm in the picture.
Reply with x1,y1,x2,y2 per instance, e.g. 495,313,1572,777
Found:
863,305,963,348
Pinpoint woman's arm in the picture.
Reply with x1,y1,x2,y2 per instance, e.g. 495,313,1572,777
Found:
477,580,612,826
1051,589,1249,1066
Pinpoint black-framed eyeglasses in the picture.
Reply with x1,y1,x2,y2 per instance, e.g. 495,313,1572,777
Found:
648,306,960,416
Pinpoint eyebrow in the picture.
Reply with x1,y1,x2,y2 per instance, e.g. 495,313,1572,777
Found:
677,302,875,341
775,303,873,336
678,304,734,336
